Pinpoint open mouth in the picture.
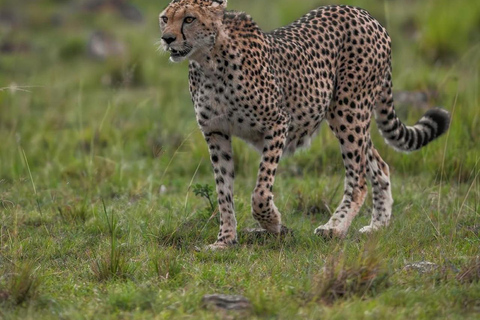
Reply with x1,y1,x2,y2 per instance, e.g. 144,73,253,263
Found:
169,47,192,59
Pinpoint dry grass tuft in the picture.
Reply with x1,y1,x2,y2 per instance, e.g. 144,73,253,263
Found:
90,248,136,281
0,263,40,305
314,250,390,304
456,257,480,284
152,250,183,281
89,202,136,281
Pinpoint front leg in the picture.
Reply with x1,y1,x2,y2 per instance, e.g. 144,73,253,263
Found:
251,118,289,233
204,131,237,248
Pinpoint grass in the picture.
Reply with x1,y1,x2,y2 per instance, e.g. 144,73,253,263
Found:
0,0,479,318
90,201,137,281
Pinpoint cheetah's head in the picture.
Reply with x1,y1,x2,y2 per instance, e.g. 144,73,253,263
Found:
159,0,227,62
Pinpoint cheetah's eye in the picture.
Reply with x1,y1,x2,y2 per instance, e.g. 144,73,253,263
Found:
184,17,196,24
161,16,168,24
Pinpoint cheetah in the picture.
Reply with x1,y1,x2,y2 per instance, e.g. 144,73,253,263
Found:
159,0,450,248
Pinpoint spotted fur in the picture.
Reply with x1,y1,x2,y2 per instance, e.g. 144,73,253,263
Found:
159,0,450,247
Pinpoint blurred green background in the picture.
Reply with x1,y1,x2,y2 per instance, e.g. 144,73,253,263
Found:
0,0,479,318
1,0,479,195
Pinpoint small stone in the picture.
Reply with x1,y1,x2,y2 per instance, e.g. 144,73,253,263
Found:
87,31,125,60
116,1,144,23
404,261,438,273
0,40,30,54
0,290,9,302
81,0,144,23
201,294,252,311
159,185,167,194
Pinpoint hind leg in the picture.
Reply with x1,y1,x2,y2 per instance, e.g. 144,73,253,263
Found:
313,40,388,238
360,142,393,233
314,109,370,238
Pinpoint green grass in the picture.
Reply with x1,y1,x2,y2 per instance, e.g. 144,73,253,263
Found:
0,0,479,318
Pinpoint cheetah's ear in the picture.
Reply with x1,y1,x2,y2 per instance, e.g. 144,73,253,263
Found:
211,0,227,8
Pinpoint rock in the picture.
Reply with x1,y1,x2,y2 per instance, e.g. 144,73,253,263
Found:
87,31,125,60
115,0,144,23
404,261,438,273
159,185,167,195
0,290,9,302
201,294,252,311
0,41,30,54
0,8,20,30
82,0,144,23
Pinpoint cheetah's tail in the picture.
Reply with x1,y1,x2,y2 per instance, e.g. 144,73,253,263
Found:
374,69,451,153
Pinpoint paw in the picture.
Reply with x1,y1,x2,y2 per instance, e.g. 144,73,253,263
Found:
205,240,236,251
359,222,388,234
359,225,377,233
262,223,282,234
314,225,346,239
205,242,229,251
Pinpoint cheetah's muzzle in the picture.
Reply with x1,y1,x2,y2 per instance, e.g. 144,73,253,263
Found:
169,47,191,58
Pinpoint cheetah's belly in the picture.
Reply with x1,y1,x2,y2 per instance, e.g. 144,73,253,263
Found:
194,98,265,152
230,118,265,152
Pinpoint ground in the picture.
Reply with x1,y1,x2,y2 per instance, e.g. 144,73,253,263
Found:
0,0,479,319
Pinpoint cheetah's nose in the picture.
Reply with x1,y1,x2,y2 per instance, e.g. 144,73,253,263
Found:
162,34,177,45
